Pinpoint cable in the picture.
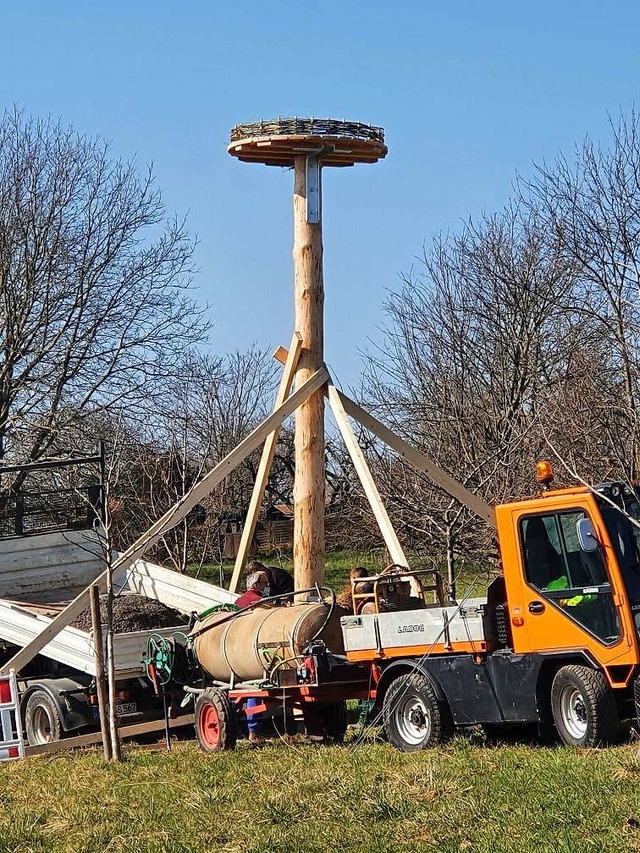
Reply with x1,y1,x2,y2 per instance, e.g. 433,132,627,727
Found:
308,586,337,644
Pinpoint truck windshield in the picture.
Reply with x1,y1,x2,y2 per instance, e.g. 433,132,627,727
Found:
598,488,640,605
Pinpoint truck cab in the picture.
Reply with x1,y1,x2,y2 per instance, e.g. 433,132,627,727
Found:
497,482,640,674
340,475,640,751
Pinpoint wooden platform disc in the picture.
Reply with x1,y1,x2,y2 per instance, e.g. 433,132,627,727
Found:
228,133,388,167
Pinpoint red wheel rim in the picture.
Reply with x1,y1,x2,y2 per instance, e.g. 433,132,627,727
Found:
198,702,220,749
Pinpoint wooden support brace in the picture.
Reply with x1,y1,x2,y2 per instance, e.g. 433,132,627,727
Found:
229,332,303,593
0,367,330,676
337,390,497,528
274,347,495,529
327,382,409,569
89,584,111,761
24,713,195,757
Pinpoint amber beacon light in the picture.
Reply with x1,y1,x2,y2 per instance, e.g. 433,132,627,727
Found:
536,460,554,489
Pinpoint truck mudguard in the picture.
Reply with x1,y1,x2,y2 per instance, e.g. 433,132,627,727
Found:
22,677,94,732
376,659,447,704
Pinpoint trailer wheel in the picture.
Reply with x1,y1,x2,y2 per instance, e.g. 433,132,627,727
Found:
383,672,453,752
551,665,618,747
322,701,348,742
24,690,62,745
195,688,237,752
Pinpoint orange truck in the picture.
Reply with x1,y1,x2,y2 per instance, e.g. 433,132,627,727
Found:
341,463,640,750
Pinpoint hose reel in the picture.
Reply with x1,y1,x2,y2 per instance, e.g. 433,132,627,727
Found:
143,632,198,692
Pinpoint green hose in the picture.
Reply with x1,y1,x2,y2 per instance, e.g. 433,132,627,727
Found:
196,603,240,621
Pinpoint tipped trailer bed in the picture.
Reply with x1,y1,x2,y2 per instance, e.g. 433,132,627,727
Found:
0,525,237,749
0,528,236,678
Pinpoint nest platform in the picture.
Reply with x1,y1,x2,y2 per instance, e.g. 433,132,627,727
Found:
228,117,387,167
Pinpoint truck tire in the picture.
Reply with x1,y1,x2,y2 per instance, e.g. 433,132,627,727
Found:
24,690,62,746
383,672,453,752
551,665,618,747
195,687,237,752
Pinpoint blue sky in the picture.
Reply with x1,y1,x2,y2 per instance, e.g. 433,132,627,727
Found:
1,1,639,389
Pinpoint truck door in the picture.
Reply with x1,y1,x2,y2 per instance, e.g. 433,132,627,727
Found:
517,507,627,658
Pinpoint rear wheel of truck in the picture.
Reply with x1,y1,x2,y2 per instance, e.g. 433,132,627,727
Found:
195,688,237,752
551,665,618,747
383,672,453,752
24,690,62,746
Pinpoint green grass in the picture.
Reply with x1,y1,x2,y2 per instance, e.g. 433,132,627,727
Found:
4,735,640,852
189,550,390,595
188,550,498,601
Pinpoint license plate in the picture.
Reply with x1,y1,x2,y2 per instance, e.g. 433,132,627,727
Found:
115,702,138,716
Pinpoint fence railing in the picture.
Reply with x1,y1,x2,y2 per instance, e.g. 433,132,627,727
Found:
0,484,102,538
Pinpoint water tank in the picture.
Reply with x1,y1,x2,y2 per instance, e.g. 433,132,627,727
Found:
192,602,345,682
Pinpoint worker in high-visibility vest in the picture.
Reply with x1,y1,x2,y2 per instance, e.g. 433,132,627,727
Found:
546,575,596,607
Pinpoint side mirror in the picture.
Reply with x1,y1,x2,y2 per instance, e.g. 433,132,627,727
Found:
577,517,598,552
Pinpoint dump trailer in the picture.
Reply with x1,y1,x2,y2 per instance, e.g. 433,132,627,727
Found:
0,454,236,748
341,466,640,750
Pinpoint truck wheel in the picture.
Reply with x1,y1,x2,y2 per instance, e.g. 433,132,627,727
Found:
195,688,237,752
383,672,453,752
551,665,618,747
24,690,62,745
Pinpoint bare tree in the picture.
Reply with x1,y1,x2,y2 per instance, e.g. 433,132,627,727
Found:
0,108,208,479
100,346,281,571
524,110,640,477
362,203,575,587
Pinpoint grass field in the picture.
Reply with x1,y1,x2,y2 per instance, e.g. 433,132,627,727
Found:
189,549,387,593
3,734,640,852
189,550,497,600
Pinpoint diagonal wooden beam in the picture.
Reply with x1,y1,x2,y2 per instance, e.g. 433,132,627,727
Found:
0,367,330,676
327,382,409,568
337,390,497,529
229,332,303,593
276,346,496,529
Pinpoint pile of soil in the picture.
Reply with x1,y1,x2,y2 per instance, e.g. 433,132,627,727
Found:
71,594,186,634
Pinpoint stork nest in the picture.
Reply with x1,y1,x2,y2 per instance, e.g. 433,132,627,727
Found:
229,117,385,144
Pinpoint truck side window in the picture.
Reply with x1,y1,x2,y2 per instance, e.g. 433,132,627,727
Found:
521,516,564,589
520,510,620,645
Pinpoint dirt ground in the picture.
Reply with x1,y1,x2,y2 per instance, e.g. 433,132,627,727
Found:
71,593,187,633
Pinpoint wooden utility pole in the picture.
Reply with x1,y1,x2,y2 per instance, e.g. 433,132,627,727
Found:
227,117,387,595
292,155,325,593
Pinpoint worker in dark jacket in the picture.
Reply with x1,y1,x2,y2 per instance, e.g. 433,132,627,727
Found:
247,560,294,603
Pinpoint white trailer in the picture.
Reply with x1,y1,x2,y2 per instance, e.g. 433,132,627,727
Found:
0,526,236,747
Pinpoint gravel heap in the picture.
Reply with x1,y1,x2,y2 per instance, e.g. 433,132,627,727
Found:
71,594,187,634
